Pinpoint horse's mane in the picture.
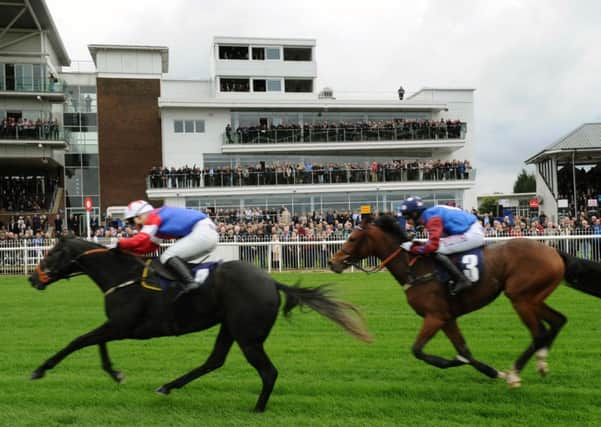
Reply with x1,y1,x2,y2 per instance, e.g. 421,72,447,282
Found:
374,215,407,241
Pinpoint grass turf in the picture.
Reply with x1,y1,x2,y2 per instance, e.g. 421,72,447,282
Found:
1,273,601,426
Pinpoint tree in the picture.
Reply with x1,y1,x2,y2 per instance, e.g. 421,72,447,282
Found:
513,169,536,193
479,197,498,215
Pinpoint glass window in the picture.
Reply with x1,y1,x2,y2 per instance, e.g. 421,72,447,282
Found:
0,64,4,91
253,79,266,92
65,168,83,196
81,153,99,167
283,47,312,61
184,120,194,133
220,78,250,92
284,79,313,93
251,47,265,60
265,47,280,60
195,120,205,133
267,79,281,92
174,120,183,133
82,168,99,195
65,154,81,167
67,196,83,208
218,45,249,60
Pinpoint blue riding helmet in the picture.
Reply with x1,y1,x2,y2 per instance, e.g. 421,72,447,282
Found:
399,196,426,218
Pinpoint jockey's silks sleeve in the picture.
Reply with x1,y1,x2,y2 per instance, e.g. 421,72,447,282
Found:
411,216,443,254
118,212,161,254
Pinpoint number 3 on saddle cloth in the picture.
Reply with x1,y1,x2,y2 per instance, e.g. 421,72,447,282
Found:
141,258,220,292
435,248,485,286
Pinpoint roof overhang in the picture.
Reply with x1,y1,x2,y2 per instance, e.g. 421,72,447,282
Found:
88,44,169,73
0,0,70,66
159,98,448,111
525,147,601,164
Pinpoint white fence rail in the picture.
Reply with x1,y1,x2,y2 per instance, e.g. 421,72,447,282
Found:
1,235,600,276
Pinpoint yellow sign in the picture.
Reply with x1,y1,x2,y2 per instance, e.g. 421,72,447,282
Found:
360,205,371,214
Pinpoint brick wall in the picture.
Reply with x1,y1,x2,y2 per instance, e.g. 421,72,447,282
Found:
97,78,162,208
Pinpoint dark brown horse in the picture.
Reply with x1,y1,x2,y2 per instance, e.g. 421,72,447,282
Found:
329,215,601,387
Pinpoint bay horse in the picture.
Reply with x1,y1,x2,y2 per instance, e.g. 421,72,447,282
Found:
29,236,371,412
329,214,601,387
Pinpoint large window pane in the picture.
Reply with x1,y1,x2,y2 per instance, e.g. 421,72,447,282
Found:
220,78,250,92
284,79,313,93
252,79,266,92
184,120,194,133
82,168,99,195
218,45,248,60
283,47,312,61
65,168,83,196
267,79,281,92
0,64,4,91
251,47,264,60
265,47,280,60
195,120,205,133
174,120,183,133
65,154,81,167
82,153,99,167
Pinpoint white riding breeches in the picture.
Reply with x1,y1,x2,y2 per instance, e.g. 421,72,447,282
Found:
436,221,485,255
160,218,219,263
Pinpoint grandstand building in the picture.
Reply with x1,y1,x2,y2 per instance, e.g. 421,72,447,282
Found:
144,37,477,215
0,0,70,231
1,0,478,232
526,123,601,222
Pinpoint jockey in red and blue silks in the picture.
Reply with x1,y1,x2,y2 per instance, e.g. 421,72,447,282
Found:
399,196,485,294
117,200,219,293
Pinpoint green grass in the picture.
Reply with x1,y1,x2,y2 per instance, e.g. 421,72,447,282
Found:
1,273,601,426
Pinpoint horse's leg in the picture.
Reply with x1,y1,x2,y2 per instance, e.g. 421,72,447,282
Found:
31,322,120,380
411,316,466,369
505,301,547,387
442,320,501,379
239,343,278,413
99,343,125,383
533,303,567,377
156,325,234,395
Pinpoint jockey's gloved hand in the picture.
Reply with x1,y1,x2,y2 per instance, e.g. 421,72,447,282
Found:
401,241,413,252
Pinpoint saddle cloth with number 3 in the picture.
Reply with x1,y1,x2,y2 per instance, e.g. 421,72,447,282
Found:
436,247,485,285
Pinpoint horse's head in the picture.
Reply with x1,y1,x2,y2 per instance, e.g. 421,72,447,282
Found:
329,215,410,273
28,235,89,290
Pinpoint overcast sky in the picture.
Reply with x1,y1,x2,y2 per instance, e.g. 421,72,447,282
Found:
47,0,601,195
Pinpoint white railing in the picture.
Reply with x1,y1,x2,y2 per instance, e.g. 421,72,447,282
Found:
1,235,600,276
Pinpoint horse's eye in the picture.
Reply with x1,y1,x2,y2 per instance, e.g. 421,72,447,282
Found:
348,237,354,242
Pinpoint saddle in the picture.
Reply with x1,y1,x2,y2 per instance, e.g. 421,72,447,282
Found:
435,247,485,286
141,258,220,292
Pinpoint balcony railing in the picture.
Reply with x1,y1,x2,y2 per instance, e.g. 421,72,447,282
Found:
223,123,466,145
147,167,476,189
0,79,65,94
0,122,63,141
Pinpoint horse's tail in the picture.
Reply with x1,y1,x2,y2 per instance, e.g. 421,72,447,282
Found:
558,251,601,298
275,281,372,343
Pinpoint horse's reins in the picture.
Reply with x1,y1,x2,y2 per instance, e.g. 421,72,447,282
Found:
343,247,404,274
36,247,138,296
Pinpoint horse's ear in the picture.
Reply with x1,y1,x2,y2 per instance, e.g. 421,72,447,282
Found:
360,214,372,227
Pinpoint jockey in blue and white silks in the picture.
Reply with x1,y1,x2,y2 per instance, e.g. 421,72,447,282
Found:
118,200,219,293
399,196,485,294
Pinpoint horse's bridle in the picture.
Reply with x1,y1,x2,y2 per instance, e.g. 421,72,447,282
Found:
341,223,404,274
35,248,110,285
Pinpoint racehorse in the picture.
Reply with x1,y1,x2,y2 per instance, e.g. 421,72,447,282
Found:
29,236,371,412
329,214,601,387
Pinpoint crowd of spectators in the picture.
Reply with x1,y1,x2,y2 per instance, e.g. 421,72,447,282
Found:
0,176,56,212
0,117,60,140
225,118,465,144
148,159,473,189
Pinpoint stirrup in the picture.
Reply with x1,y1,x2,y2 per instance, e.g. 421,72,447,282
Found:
449,278,471,295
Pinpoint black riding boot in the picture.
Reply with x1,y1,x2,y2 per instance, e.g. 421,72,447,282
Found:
434,253,472,295
165,256,201,293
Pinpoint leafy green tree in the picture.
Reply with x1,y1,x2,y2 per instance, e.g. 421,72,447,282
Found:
479,197,498,215
513,169,536,193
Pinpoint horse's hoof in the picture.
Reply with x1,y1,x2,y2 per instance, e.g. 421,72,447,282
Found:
505,369,522,388
536,361,549,377
497,371,507,380
155,386,170,396
508,380,522,388
113,371,126,384
30,369,45,380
